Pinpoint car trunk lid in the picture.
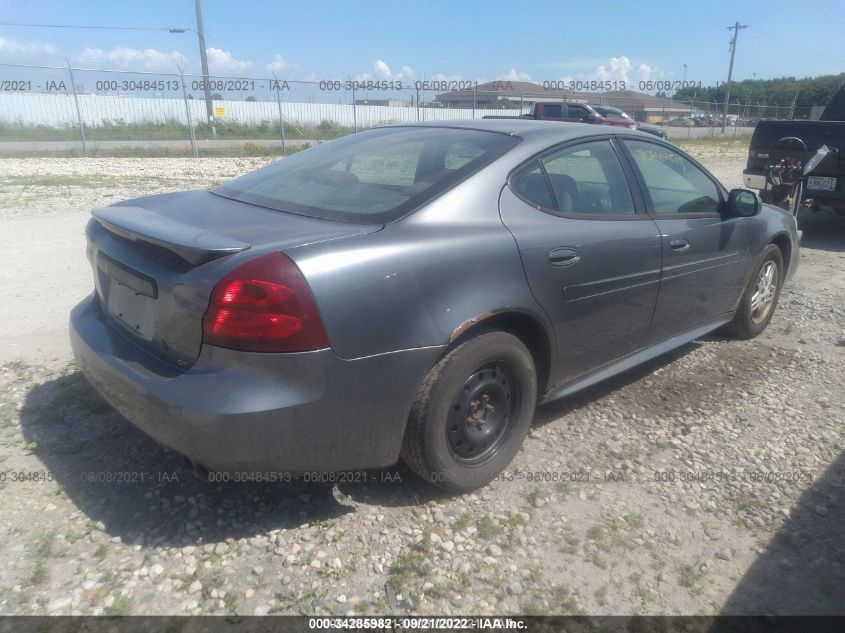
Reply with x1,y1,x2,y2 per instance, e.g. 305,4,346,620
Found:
86,190,381,369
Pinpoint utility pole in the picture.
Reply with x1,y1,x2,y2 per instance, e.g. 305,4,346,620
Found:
194,0,216,137
722,21,748,133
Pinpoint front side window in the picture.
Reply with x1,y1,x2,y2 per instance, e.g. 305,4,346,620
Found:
512,141,635,215
567,105,591,121
213,127,518,223
624,140,721,215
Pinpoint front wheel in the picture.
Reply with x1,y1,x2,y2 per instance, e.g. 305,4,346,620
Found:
400,331,537,493
726,245,784,339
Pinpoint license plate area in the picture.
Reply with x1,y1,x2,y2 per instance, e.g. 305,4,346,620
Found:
96,252,158,341
807,176,836,192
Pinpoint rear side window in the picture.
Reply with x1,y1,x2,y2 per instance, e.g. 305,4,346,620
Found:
541,104,562,118
624,140,721,215
513,163,555,209
512,141,635,215
212,127,519,223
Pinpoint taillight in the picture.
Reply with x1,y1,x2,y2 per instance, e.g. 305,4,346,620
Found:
202,251,329,352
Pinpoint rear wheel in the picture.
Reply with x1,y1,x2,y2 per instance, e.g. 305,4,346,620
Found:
400,331,537,493
726,245,784,339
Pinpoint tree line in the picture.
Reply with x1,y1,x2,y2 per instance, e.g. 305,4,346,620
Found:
665,73,845,108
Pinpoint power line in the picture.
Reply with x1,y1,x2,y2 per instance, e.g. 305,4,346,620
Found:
749,28,843,64
0,21,192,33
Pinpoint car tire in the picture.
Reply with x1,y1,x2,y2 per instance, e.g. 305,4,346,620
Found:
726,245,784,340
400,330,537,493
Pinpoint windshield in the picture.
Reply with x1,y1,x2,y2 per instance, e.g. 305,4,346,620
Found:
594,107,629,120
212,126,519,223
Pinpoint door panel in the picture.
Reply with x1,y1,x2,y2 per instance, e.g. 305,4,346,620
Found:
500,186,662,386
621,139,751,342
646,217,749,343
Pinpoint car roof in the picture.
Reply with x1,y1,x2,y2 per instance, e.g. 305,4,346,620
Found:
388,118,621,141
387,118,657,149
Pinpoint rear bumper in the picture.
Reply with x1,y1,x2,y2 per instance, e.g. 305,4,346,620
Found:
743,170,767,190
70,295,441,474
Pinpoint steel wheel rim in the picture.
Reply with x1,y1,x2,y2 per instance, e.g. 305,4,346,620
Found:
446,361,520,465
750,260,778,324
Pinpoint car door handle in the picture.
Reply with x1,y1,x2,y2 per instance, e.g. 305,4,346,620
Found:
670,238,690,252
548,247,581,266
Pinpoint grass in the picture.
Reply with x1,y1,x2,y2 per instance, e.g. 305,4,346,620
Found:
388,539,432,596
582,513,649,569
552,584,586,614
476,514,503,540
628,571,657,607
28,530,56,586
452,513,472,532
678,561,707,594
0,119,355,143
525,487,550,508
104,594,134,616
0,143,311,159
594,585,608,607
561,527,580,555
0,174,126,189
520,583,585,615
273,586,325,615
223,592,242,615
502,511,528,546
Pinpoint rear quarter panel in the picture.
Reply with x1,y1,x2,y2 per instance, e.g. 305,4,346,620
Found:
286,166,553,361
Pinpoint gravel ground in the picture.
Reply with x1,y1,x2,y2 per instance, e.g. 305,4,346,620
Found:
0,143,843,616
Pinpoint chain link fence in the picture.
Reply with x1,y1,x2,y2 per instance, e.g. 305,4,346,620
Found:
0,62,819,157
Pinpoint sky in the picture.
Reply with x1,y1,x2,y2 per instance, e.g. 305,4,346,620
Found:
0,0,842,89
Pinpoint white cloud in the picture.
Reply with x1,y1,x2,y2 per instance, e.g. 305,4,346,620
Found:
0,36,58,56
431,73,463,81
205,47,252,74
79,46,184,70
564,56,662,88
497,68,533,82
265,54,291,73
366,60,415,80
595,56,633,82
74,45,253,74
374,60,391,77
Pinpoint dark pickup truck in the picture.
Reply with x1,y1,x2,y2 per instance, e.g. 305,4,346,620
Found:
744,85,845,213
484,102,636,129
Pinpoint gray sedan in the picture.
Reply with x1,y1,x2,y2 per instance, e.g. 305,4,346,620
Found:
70,120,799,492
591,104,668,139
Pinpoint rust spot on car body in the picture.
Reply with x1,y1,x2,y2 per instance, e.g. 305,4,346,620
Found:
450,310,497,343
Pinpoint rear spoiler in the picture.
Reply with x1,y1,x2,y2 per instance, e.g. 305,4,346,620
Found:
92,206,250,266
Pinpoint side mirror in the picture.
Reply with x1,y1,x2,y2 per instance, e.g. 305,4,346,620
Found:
727,188,761,217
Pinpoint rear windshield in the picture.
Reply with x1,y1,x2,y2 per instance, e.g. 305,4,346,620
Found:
212,126,519,223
